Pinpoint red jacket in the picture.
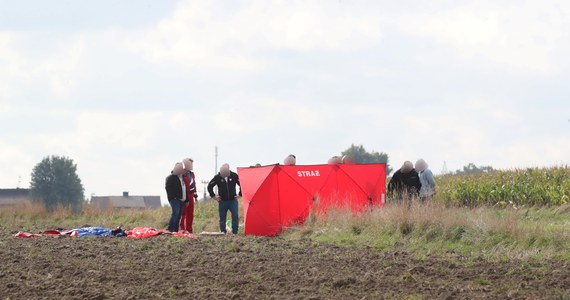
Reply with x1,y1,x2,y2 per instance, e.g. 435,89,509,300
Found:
183,171,197,200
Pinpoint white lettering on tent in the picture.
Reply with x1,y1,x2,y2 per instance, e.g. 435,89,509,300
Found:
297,170,321,177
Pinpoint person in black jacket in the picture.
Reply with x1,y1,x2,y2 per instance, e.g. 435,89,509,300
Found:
387,161,422,201
165,162,187,232
207,163,241,234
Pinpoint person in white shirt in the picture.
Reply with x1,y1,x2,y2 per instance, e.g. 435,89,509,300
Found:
416,159,436,203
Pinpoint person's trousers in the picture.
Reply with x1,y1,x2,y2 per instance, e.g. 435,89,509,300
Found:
180,200,194,233
218,199,239,234
168,199,184,232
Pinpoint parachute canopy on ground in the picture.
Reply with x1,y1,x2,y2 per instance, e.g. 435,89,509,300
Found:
237,163,386,236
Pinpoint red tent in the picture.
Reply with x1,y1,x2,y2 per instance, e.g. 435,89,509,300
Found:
237,163,386,236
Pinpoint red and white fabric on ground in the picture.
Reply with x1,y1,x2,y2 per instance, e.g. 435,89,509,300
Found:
171,231,198,238
15,227,198,239
125,227,197,239
126,227,169,238
14,232,41,238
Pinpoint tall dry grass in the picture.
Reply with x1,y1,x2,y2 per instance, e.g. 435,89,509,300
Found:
2,198,569,260
0,201,170,232
0,200,224,233
287,199,570,260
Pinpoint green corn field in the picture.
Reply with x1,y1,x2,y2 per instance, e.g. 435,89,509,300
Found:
434,166,570,206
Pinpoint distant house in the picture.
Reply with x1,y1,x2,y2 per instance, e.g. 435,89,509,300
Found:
90,192,162,210
0,188,32,206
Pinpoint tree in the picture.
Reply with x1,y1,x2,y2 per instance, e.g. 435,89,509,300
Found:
341,144,392,175
455,163,496,175
30,155,85,212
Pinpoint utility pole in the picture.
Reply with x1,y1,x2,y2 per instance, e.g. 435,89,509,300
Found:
441,161,449,175
215,145,219,174
201,180,209,201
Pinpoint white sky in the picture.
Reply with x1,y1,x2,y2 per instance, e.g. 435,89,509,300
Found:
1,0,569,203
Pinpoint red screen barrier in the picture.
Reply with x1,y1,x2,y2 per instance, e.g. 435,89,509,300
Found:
238,164,386,236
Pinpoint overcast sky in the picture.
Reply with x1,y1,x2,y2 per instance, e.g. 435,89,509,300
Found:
1,0,569,202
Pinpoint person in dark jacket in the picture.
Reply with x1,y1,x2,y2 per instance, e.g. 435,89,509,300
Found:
165,162,187,232
207,163,241,234
387,161,422,201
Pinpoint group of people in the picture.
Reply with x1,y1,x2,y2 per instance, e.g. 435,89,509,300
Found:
165,159,242,234
250,154,356,168
165,155,435,235
166,155,301,235
387,159,436,203
165,158,198,233
285,154,357,165
327,155,355,165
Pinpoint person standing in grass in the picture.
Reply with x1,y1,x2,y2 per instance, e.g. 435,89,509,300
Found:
340,155,355,164
387,161,422,201
180,158,198,233
284,154,297,165
328,156,341,164
165,162,187,232
416,159,436,203
208,163,242,234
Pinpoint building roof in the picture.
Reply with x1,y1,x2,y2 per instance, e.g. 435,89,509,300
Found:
0,188,30,196
0,188,31,205
91,194,162,209
143,196,162,209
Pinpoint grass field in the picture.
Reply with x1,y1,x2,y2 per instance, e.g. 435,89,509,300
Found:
286,201,570,262
2,196,569,262
1,168,569,298
1,200,569,299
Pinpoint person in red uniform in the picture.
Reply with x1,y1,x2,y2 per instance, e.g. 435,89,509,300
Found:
180,158,198,233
